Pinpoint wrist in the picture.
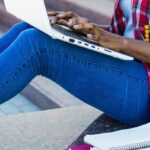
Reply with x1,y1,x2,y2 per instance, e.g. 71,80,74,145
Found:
120,38,128,52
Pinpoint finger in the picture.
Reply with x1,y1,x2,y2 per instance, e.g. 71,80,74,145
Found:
73,23,94,30
57,11,76,20
87,34,94,39
57,19,69,26
68,17,89,27
76,17,89,24
50,17,58,24
48,11,61,16
50,12,70,25
68,18,78,27
87,34,100,41
73,23,94,34
73,23,93,34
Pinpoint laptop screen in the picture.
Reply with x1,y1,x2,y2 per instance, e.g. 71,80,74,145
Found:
4,0,52,36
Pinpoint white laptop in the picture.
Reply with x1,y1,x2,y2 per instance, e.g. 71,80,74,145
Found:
4,0,134,61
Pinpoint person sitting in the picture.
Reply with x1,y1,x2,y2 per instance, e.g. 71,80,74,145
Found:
0,0,150,126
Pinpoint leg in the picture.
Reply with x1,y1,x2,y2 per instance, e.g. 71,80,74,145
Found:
0,28,149,126
0,22,32,53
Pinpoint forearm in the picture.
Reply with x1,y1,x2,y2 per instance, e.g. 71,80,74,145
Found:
94,28,150,64
121,38,150,64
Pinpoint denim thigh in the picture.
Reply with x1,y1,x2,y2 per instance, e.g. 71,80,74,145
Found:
0,28,149,126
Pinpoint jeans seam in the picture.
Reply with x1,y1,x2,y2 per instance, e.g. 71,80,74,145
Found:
0,50,41,90
46,48,148,82
0,48,147,90
120,76,129,117
22,31,148,82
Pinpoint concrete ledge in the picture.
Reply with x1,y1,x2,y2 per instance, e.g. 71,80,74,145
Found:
21,82,61,110
21,76,85,109
30,76,85,108
0,105,102,150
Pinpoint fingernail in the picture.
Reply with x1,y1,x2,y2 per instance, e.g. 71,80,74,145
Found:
68,22,72,26
87,34,92,39
74,25,80,29
51,19,56,24
57,14,63,18
51,21,54,24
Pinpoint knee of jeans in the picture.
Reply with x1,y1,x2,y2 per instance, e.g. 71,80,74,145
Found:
20,28,53,49
14,22,31,30
18,28,47,53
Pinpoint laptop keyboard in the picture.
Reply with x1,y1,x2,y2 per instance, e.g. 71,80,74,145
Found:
52,24,98,45
50,24,133,60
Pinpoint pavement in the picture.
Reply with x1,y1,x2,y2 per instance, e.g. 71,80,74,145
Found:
0,105,101,150
0,95,40,116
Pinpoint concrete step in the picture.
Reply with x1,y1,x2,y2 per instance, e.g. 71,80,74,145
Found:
29,76,85,108
0,105,102,150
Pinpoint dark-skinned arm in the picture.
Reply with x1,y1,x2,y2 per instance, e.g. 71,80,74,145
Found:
121,38,150,64
87,27,150,64
48,11,150,64
48,11,110,31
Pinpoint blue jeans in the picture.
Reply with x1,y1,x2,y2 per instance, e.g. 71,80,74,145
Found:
0,22,150,126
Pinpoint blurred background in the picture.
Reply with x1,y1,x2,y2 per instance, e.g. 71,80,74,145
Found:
0,0,114,116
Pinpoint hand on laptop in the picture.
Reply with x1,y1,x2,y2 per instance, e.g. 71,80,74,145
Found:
48,11,124,51
48,11,93,34
48,11,102,36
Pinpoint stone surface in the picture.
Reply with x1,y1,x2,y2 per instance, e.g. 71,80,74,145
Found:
70,114,132,148
0,94,41,116
0,105,102,150
31,76,85,107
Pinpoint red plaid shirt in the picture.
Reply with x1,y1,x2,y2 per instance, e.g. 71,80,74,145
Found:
110,0,150,86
